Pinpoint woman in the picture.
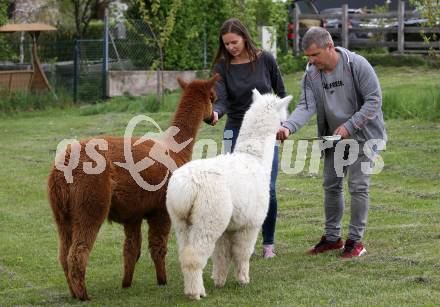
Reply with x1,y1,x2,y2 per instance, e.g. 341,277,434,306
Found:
210,18,287,259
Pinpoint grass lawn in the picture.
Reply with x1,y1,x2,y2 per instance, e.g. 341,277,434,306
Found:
0,67,439,306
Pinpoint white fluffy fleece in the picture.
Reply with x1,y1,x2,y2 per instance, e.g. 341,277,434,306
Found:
166,89,292,300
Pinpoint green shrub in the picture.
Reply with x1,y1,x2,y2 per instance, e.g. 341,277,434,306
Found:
278,53,308,75
0,1,15,61
353,47,388,55
143,95,161,113
357,53,440,69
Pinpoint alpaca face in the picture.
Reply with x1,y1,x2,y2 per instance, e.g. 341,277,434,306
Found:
177,74,220,123
202,74,220,122
277,95,292,122
251,89,292,124
203,87,217,122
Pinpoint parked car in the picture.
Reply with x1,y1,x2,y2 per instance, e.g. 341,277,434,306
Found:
385,9,440,51
320,7,368,39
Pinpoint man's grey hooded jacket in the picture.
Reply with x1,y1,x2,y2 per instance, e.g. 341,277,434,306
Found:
282,47,387,146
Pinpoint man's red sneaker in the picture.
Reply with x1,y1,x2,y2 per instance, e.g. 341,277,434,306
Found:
341,239,366,259
307,236,344,255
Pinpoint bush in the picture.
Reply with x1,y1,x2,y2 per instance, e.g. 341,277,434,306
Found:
0,1,15,61
358,53,440,69
277,53,308,75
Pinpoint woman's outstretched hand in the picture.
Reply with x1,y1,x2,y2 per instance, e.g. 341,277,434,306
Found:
211,111,219,126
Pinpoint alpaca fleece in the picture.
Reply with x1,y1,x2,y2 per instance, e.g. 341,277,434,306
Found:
47,74,219,300
166,89,292,300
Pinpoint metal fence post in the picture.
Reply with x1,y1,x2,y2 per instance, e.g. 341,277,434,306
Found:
398,0,405,53
102,8,109,100
342,4,349,49
294,2,300,56
203,24,207,69
73,39,80,103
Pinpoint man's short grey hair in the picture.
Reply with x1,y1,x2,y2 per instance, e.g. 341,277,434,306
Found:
302,27,334,50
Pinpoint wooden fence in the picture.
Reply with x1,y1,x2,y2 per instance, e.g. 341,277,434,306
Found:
292,0,440,55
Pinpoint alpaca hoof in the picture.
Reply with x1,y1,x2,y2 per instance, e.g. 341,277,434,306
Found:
188,293,201,300
122,281,132,288
77,293,90,301
157,279,167,286
237,275,250,285
69,289,77,299
185,288,206,300
72,289,89,301
213,278,226,288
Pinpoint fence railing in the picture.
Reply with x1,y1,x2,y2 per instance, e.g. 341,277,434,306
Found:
292,0,440,55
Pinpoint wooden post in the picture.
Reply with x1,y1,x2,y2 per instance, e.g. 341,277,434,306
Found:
29,32,53,92
342,4,348,49
294,2,300,56
398,0,405,53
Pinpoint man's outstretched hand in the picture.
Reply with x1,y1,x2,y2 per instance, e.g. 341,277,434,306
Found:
333,124,350,138
276,126,290,141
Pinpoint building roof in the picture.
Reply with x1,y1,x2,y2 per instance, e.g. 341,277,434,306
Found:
0,23,57,33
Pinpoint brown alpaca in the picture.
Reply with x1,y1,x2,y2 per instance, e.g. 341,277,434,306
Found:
47,74,220,300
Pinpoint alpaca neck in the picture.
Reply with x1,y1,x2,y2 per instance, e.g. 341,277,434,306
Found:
234,134,276,164
233,108,278,171
168,101,204,161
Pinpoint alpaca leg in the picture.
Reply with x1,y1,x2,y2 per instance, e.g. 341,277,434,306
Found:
53,211,75,297
147,209,171,285
168,176,233,299
180,213,231,299
211,232,232,287
67,219,103,301
170,218,207,298
231,227,259,285
180,235,213,300
122,221,142,288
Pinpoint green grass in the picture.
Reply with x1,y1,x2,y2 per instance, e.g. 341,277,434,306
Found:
0,89,74,114
1,67,440,306
283,66,440,121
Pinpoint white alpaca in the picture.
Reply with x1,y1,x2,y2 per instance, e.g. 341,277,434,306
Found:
166,89,292,300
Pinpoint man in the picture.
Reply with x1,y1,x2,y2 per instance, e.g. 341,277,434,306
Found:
277,27,387,259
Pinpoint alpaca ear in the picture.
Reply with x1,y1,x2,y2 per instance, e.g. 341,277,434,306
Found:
252,88,263,101
177,76,188,89
277,95,293,110
207,73,221,88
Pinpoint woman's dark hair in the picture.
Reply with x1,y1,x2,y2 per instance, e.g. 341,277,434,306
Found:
212,18,260,70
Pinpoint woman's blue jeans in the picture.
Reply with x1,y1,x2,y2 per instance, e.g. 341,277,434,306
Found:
223,124,278,245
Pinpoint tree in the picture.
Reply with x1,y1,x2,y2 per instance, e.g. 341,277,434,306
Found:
0,1,15,61
126,0,288,70
0,2,9,26
410,0,440,56
54,0,110,38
